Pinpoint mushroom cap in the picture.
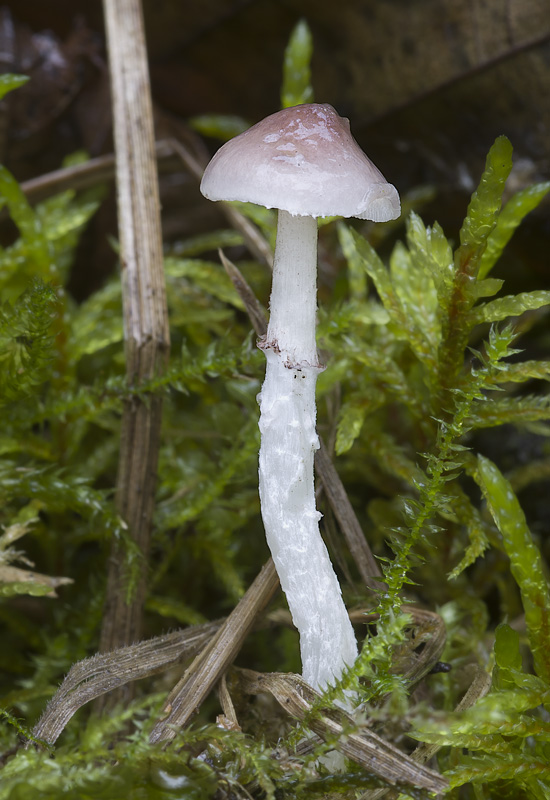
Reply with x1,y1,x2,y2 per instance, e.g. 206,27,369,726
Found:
200,103,400,222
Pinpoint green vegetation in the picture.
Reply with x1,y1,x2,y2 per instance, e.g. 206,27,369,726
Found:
1,21,550,799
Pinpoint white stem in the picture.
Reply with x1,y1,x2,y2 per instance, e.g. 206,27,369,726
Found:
258,210,358,691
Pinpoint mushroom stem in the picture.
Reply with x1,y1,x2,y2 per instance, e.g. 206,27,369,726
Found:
258,209,358,691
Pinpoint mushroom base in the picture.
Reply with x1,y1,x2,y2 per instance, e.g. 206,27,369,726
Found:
258,346,358,690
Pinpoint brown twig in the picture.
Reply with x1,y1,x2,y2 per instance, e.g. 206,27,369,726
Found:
218,249,269,337
99,0,170,679
149,558,279,743
315,441,384,591
19,141,176,203
20,136,274,270
29,603,447,749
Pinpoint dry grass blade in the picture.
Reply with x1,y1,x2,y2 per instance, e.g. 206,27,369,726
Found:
217,673,241,730
219,249,268,337
99,0,170,668
237,668,448,795
31,620,222,746
149,558,279,743
220,250,383,592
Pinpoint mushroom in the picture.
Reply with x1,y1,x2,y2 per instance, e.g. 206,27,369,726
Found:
200,103,400,691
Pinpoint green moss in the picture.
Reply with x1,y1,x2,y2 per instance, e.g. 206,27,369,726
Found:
0,34,550,800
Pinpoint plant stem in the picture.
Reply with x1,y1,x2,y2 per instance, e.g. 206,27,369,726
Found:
99,0,169,670
258,210,357,690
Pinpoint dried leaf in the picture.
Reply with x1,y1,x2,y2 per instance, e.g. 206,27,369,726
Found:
33,620,222,745
237,668,448,794
0,520,72,598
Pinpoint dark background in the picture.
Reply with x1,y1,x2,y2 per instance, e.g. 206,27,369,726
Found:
2,0,549,294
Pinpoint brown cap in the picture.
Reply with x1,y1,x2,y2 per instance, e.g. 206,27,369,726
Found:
200,103,400,222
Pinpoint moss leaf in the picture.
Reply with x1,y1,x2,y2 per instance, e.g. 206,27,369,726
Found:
469,290,550,326
459,136,513,252
476,454,550,682
479,181,550,279
0,74,28,101
281,19,314,108
189,114,250,142
337,221,368,300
